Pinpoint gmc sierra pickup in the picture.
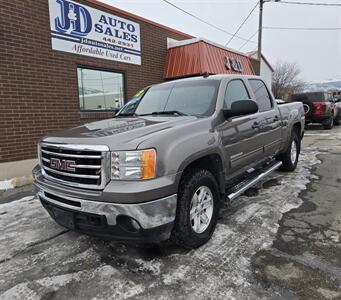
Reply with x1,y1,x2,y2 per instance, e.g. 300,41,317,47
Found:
33,75,305,249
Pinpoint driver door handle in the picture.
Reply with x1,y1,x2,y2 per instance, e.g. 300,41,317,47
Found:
252,121,260,129
273,115,279,122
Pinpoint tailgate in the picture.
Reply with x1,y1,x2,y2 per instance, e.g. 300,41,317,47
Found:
293,97,330,117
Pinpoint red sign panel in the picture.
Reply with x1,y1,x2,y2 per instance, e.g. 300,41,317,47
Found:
164,40,255,80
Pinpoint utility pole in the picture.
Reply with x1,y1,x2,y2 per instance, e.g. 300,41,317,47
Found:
257,0,264,62
257,0,280,72
257,0,281,75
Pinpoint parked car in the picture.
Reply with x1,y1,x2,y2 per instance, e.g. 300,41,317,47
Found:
290,91,337,129
333,96,341,125
33,75,305,249
332,90,341,100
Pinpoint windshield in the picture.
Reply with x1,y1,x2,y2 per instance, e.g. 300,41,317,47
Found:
118,98,140,115
133,79,220,117
117,89,146,115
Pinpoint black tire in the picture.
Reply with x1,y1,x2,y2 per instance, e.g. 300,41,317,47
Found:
323,116,334,130
334,114,341,126
278,130,301,172
171,168,220,249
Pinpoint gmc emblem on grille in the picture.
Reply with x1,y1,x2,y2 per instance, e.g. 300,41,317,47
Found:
50,158,76,172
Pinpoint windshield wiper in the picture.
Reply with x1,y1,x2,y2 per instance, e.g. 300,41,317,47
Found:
140,110,188,116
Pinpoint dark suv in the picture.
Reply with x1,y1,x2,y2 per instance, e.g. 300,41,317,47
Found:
291,92,336,129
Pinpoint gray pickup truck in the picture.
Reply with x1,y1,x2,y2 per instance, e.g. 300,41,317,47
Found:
33,75,305,248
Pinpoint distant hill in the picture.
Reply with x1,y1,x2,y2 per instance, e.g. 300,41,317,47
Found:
303,77,341,92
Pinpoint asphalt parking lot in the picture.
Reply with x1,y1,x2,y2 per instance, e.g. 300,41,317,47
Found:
1,126,340,300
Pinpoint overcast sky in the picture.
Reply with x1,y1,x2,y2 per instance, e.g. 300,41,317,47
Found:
99,0,341,83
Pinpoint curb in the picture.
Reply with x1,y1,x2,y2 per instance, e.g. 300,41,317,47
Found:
12,175,33,188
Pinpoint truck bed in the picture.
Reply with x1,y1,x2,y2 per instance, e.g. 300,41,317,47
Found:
278,101,305,151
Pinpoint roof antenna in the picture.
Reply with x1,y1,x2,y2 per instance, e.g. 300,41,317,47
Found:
203,72,210,78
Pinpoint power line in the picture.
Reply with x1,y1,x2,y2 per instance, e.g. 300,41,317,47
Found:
277,1,341,6
161,0,257,44
264,26,341,30
238,30,259,50
225,1,260,46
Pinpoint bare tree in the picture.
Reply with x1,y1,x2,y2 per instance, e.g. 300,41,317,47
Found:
272,61,305,100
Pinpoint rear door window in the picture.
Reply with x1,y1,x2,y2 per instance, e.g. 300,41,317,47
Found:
248,79,273,112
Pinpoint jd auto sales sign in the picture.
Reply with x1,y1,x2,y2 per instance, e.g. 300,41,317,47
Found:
48,0,141,65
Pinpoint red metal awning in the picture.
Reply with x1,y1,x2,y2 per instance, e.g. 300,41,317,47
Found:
164,40,255,80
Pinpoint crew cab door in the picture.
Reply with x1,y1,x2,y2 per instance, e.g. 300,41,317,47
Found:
248,79,282,158
217,79,265,180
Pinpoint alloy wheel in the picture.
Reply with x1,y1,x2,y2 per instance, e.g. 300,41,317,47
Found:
190,186,214,234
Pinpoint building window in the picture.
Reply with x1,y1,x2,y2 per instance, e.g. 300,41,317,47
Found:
77,68,125,111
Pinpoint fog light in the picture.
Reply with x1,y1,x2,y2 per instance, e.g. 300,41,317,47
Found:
116,215,141,233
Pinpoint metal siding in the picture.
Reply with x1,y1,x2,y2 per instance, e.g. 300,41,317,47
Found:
164,41,255,79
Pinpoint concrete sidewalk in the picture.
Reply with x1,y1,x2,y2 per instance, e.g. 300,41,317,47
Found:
0,158,37,181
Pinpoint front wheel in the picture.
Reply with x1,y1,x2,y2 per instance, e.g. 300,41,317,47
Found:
278,130,301,172
323,116,334,129
334,114,341,126
171,169,220,249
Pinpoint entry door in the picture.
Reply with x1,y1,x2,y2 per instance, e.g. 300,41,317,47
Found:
218,79,265,181
248,79,282,158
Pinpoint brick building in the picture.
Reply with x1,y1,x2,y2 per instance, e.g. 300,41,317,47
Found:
0,0,257,180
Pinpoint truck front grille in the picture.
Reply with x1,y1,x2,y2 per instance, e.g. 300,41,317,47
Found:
40,143,109,190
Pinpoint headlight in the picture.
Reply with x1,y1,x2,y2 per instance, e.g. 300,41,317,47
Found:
111,149,156,180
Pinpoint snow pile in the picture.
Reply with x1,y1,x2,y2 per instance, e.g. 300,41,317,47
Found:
0,179,14,191
0,196,65,262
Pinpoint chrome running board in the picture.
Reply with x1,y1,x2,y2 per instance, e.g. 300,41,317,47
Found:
226,161,282,201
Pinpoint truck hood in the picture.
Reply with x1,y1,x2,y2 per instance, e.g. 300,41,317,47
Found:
42,116,198,150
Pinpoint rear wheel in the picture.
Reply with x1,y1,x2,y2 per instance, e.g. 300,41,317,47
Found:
171,169,220,249
334,114,341,126
323,116,334,130
278,130,301,172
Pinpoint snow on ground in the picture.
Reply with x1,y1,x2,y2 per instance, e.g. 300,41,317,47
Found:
0,147,321,300
0,179,14,191
305,130,341,140
0,196,66,262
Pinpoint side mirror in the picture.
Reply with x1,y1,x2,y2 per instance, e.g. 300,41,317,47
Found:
223,100,258,119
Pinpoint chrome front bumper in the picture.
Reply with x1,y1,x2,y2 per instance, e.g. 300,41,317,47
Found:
36,187,177,229
33,163,178,232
